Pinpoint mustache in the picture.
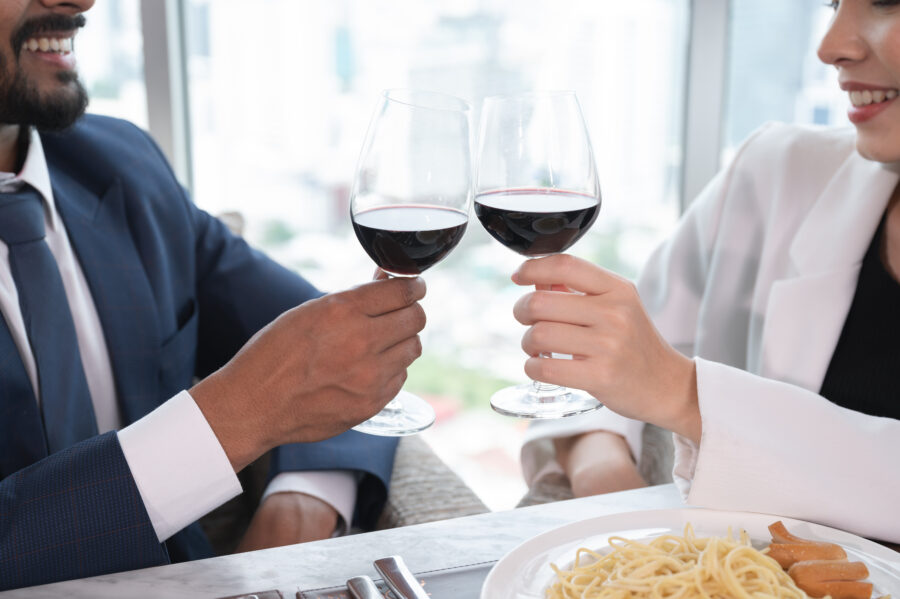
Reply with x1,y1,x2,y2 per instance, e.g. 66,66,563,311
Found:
13,14,86,56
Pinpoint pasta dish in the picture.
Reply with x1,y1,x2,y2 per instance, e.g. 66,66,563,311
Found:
546,524,810,599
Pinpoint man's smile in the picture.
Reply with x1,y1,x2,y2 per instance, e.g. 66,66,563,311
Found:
21,35,74,54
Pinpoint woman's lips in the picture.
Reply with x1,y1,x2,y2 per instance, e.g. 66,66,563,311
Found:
847,96,895,124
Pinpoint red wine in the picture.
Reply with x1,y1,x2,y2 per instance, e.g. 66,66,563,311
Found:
474,189,600,256
352,205,468,276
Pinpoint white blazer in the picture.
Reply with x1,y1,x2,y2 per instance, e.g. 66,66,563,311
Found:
522,122,900,543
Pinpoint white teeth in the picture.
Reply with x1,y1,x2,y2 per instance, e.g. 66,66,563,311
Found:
849,88,899,107
21,36,73,54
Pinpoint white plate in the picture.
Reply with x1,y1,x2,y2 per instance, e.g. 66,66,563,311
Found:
480,508,900,599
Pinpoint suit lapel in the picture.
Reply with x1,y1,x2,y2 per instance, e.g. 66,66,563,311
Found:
759,155,898,392
52,171,163,426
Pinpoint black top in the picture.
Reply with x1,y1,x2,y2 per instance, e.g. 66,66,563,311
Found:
819,218,900,419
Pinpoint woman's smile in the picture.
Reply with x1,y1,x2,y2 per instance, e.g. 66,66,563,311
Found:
843,81,900,123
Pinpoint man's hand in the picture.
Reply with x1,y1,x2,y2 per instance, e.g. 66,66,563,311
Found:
235,492,339,553
554,431,646,497
191,276,426,472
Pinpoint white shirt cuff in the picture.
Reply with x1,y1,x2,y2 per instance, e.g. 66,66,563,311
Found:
670,357,709,500
261,470,358,537
117,390,243,542
671,433,699,499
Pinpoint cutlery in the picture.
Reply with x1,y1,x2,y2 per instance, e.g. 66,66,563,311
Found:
346,575,383,599
373,555,428,599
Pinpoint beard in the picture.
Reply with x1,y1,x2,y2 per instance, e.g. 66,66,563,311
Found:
0,65,89,131
0,13,89,131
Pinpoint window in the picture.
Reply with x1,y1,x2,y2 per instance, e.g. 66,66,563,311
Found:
181,0,689,508
78,0,147,128
723,0,846,161
81,0,845,512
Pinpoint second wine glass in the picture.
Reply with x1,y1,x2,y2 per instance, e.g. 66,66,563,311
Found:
350,89,472,435
475,91,603,419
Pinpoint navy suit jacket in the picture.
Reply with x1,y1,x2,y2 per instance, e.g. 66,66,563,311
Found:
0,115,398,590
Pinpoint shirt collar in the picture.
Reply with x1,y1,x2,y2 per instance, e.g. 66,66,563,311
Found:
1,127,59,232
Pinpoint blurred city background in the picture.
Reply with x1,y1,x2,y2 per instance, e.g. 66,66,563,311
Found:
78,0,847,510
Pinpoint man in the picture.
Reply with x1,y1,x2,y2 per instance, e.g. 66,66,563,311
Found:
0,0,426,590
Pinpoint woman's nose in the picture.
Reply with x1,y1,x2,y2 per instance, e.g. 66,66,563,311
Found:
818,5,867,67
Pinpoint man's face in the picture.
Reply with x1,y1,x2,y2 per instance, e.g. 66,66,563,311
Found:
0,0,95,131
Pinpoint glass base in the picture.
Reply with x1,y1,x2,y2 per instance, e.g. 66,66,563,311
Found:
352,390,436,436
490,383,602,419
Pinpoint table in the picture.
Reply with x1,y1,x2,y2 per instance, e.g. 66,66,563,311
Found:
3,484,685,598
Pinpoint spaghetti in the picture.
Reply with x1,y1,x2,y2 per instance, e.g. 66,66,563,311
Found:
546,524,811,599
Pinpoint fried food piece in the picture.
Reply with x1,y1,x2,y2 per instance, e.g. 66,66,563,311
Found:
768,522,873,599
790,578,873,599
788,559,870,586
770,521,817,545
767,542,848,568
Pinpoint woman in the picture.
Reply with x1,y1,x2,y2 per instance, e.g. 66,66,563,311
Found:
515,0,900,543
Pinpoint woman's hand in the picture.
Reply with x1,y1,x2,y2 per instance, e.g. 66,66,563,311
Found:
512,254,701,443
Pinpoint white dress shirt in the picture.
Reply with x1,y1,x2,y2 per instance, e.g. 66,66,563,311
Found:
0,129,356,542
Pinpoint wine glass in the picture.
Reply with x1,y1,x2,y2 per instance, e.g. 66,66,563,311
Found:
474,91,602,418
349,89,472,435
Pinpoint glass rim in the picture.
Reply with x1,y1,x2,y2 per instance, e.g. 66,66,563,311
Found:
382,88,471,113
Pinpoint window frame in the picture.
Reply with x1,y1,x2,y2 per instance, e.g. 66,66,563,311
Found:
140,0,193,190
680,0,730,210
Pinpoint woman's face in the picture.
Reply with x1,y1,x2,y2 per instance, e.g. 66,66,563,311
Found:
819,0,900,163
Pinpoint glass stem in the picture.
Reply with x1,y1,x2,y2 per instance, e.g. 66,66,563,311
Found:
531,352,563,400
531,281,564,400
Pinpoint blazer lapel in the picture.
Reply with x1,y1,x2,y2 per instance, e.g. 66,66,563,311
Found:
759,155,898,392
52,172,163,426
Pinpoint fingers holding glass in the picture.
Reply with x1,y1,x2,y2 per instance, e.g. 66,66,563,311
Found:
474,91,602,418
349,89,472,435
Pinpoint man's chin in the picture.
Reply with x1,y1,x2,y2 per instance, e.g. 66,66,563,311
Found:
38,97,89,131
3,79,89,131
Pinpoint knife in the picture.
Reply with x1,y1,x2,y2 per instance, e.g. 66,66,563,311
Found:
373,555,429,599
